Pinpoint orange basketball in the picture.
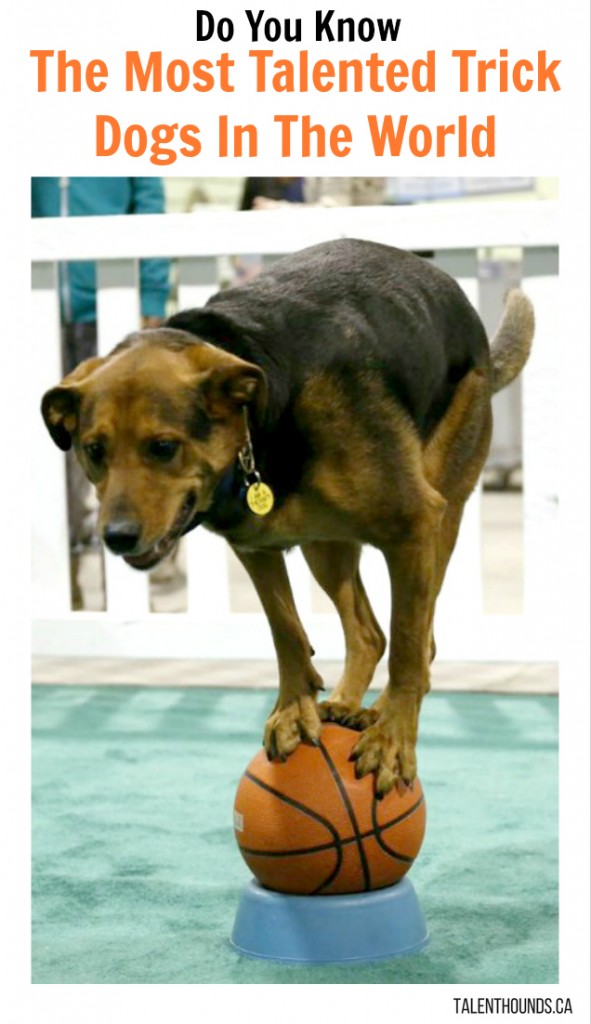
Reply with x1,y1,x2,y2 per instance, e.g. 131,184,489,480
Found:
233,723,426,896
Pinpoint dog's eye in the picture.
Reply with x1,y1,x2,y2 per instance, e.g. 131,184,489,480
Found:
84,442,106,467
147,439,180,463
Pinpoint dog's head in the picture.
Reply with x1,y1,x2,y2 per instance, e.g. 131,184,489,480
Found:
41,328,267,569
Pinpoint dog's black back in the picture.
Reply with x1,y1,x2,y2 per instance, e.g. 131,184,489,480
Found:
167,239,489,442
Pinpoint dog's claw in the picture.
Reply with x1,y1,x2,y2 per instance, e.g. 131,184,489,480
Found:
266,732,278,762
342,706,380,731
264,694,322,762
351,711,419,796
318,699,361,725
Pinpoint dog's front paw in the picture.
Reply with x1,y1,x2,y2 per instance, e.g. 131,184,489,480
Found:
349,693,419,796
318,698,361,724
339,704,380,731
264,695,322,761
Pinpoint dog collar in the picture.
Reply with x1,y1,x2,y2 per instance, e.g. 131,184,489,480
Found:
182,412,274,535
181,464,241,536
237,409,275,517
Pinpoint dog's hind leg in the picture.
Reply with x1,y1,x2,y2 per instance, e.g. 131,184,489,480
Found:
349,370,493,795
232,547,324,760
301,541,386,723
424,367,493,658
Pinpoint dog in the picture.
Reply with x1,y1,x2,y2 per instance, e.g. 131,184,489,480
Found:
42,239,534,795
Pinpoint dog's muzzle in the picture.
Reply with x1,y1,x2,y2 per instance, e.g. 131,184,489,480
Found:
106,491,199,571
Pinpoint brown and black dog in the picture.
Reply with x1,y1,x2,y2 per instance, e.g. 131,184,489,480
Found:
42,239,534,795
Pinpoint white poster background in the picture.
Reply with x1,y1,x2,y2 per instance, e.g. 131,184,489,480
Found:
2,0,589,1021
22,5,570,174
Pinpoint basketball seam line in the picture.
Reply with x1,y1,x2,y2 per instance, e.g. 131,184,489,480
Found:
243,770,340,842
238,825,417,863
372,792,425,861
238,794,424,862
317,739,371,892
242,768,344,891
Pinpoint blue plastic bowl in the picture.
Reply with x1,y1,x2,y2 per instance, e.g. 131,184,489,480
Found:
231,877,429,964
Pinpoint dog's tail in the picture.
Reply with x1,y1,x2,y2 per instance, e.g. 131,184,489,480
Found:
489,290,535,394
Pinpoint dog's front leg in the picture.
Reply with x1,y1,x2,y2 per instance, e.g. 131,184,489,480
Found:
233,547,324,759
351,499,444,796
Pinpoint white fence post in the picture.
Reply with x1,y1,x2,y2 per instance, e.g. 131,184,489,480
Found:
176,256,233,619
31,262,71,614
185,529,231,618
430,250,483,651
286,549,314,620
177,255,220,310
96,258,150,617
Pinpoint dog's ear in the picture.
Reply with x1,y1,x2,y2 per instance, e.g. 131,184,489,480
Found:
40,357,105,451
41,386,80,451
200,361,268,423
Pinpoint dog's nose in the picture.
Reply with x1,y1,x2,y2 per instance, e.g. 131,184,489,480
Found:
103,520,142,555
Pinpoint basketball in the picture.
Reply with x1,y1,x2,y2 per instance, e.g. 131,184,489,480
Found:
233,723,426,896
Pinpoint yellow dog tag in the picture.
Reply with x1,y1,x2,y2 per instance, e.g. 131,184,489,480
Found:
246,481,275,516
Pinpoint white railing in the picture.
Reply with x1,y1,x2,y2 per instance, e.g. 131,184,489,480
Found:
31,201,559,664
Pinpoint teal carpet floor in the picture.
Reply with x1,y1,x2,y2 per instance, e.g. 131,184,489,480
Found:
32,684,558,984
